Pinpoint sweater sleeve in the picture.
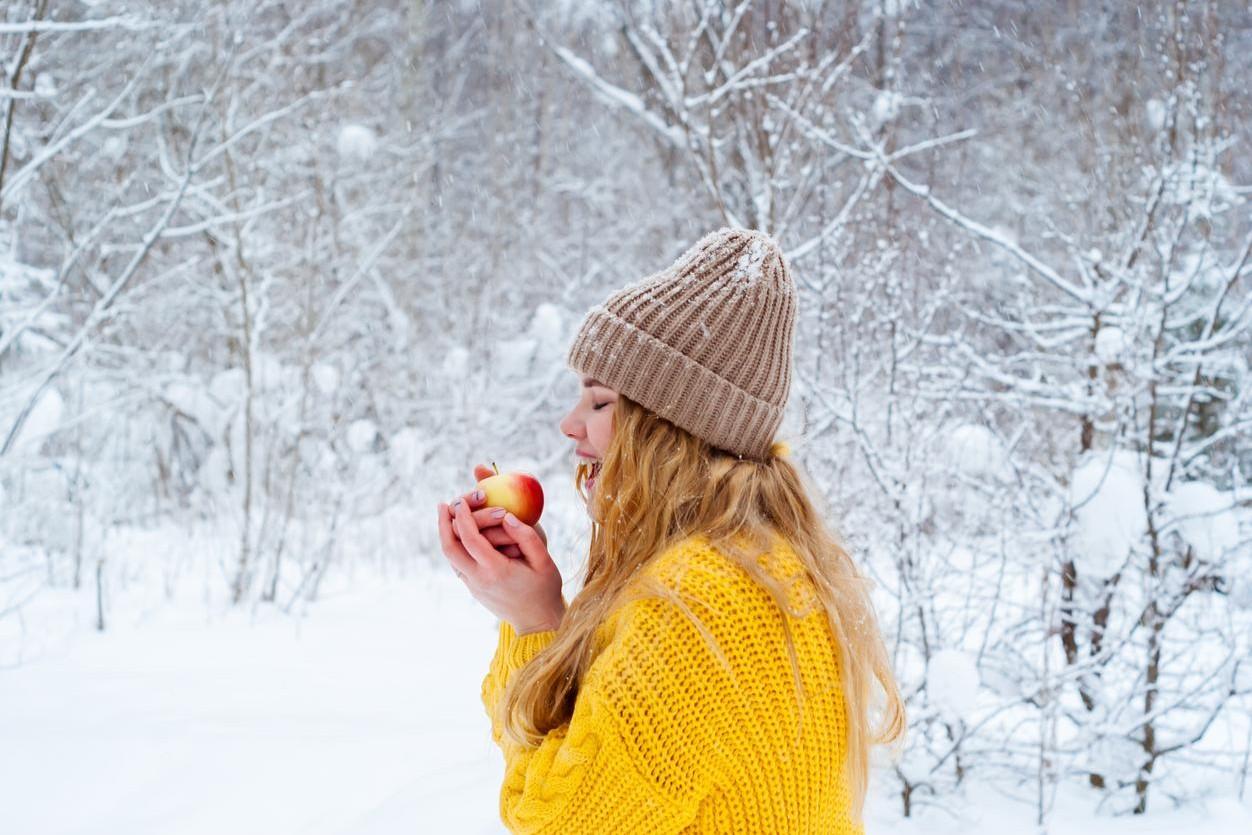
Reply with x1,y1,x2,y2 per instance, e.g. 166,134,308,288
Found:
480,593,731,835
480,619,559,748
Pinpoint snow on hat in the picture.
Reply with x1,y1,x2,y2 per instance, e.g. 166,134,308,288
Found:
566,227,797,461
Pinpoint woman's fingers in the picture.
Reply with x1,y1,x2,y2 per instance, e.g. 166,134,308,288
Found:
500,513,552,572
472,506,509,529
454,521,516,549
453,498,504,566
452,488,486,510
455,511,545,550
436,502,477,580
481,526,520,548
448,507,512,542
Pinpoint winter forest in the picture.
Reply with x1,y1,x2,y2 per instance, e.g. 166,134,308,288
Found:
2,1,1251,833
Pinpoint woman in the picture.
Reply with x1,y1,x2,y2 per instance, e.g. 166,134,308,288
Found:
437,227,905,834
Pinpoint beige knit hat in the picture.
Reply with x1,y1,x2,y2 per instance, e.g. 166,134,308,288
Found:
566,227,796,461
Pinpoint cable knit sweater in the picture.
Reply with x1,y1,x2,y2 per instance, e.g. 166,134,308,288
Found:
480,532,862,834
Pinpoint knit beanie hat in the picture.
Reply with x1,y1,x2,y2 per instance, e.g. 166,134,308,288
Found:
566,227,797,461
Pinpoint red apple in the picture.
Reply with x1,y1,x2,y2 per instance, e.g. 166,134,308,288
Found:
476,462,544,526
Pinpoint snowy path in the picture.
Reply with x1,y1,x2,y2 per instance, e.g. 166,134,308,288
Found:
1,565,1248,834
1,572,506,834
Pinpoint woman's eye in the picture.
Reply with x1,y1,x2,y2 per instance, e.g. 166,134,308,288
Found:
593,402,609,411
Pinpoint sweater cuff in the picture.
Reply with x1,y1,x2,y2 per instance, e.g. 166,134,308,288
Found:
499,619,558,671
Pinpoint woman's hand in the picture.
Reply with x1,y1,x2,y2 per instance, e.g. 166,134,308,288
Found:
436,465,566,635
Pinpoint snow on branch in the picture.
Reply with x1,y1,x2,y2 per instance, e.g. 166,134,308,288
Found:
0,16,151,34
549,46,685,150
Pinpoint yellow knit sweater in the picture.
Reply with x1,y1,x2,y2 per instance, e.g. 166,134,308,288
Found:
480,533,863,834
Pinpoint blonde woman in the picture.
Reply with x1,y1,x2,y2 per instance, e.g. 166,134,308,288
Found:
437,228,905,834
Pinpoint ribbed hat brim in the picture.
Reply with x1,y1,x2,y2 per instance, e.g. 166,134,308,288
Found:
567,304,783,460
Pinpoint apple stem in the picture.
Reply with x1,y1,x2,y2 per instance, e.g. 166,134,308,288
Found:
492,461,499,476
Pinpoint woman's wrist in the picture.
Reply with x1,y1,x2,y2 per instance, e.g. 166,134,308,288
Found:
515,623,558,636
514,603,566,636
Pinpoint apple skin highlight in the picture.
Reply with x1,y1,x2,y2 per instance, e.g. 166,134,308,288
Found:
476,469,545,526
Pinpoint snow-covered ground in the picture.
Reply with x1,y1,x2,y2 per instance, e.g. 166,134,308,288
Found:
2,564,1249,835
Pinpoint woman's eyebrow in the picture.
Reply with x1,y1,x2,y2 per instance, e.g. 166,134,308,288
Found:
582,378,604,388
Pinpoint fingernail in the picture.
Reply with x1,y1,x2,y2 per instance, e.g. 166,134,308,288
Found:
451,498,462,508
472,490,484,502
504,513,520,527
490,507,506,519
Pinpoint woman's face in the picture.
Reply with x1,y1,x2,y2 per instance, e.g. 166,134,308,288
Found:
559,375,618,502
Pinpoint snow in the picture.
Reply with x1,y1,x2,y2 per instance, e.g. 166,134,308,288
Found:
10,386,64,452
926,648,981,723
1146,98,1166,131
1085,733,1151,781
527,302,564,348
728,233,771,289
1166,481,1241,560
1069,450,1148,577
947,545,977,571
872,89,902,126
3,570,1247,835
252,351,287,392
346,418,379,454
1160,161,1241,214
881,0,918,16
164,383,215,435
1230,503,1252,609
389,426,427,477
102,133,128,160
550,46,686,148
336,124,378,162
0,575,509,834
599,31,619,57
0,253,61,355
197,445,233,497
312,361,340,396
442,345,469,377
34,72,57,97
3,5,1250,831
1094,325,1128,363
943,423,1006,479
988,224,1019,247
209,366,246,405
496,336,538,378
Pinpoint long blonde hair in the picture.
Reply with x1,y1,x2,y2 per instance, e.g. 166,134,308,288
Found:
497,393,906,824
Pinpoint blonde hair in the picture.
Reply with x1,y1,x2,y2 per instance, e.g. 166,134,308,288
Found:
497,394,906,824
